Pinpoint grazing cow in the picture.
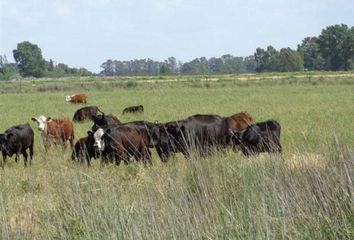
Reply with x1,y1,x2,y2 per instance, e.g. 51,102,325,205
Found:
148,114,225,161
122,121,156,147
91,113,121,131
93,125,151,165
233,120,282,156
122,105,144,114
66,93,87,104
223,112,254,149
71,132,98,166
73,106,102,122
31,116,75,151
0,123,34,166
148,112,254,162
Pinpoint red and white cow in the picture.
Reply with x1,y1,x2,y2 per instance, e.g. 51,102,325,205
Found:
32,115,75,151
65,94,87,104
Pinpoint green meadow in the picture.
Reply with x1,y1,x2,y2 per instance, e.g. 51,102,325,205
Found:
0,73,353,239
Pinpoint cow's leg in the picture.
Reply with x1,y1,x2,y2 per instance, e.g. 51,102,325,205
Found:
69,136,74,149
156,147,168,162
145,148,152,165
22,150,28,167
241,146,250,157
15,153,18,163
2,153,7,166
141,147,152,166
29,144,34,165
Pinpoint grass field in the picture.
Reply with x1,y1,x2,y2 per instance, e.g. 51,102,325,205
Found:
0,73,353,239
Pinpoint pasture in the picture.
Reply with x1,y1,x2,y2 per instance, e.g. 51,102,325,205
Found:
0,73,353,239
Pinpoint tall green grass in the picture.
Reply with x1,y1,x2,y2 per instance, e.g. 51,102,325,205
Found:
0,144,352,239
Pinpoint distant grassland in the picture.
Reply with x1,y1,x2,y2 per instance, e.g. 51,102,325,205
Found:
1,71,354,93
0,73,353,239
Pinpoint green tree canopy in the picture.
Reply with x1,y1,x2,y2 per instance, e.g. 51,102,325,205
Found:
317,24,354,70
277,48,304,72
297,37,325,70
13,41,46,77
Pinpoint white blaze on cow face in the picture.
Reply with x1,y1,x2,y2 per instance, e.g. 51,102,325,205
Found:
65,95,72,102
94,128,105,150
32,115,48,131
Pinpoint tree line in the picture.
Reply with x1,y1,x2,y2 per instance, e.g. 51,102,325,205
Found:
0,42,92,80
100,24,353,75
1,24,353,80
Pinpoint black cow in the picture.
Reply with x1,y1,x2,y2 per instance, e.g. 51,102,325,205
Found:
148,120,185,162
71,132,98,166
149,114,229,162
122,105,144,114
0,123,34,166
73,106,102,122
233,120,282,156
91,114,121,131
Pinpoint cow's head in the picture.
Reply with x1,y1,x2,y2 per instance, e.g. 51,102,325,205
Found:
148,124,165,146
31,115,50,131
65,95,72,102
93,128,106,151
0,133,6,152
229,112,254,132
0,132,13,153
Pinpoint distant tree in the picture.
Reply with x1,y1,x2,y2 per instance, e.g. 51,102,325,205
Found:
243,55,257,72
0,54,17,80
159,64,171,74
100,59,114,76
254,46,280,72
57,63,69,73
219,55,245,73
277,48,304,72
254,46,303,72
180,57,208,74
317,24,354,70
297,37,325,70
208,57,225,74
167,57,179,73
13,41,46,77
0,55,9,74
47,59,54,71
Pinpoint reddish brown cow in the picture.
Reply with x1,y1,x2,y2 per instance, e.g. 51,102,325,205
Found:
32,116,75,151
226,112,254,132
66,94,87,104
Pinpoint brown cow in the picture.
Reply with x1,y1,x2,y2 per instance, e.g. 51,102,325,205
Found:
93,125,151,165
226,112,253,133
31,116,75,151
66,94,87,104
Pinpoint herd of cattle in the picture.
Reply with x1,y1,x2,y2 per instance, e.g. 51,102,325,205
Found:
0,94,282,167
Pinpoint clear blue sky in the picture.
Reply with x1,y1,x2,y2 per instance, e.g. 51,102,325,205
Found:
1,0,353,73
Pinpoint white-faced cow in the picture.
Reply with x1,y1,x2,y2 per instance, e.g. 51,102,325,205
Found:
66,93,87,104
31,116,75,151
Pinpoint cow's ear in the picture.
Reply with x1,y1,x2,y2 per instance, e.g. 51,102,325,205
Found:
31,117,37,122
47,117,52,121
6,133,13,139
87,131,93,136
